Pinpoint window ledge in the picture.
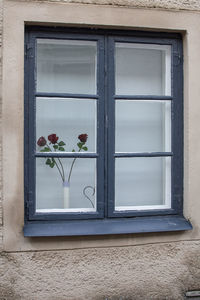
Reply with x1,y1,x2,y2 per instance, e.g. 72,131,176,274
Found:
24,215,192,237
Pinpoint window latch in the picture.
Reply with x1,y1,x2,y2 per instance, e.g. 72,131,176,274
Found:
25,189,33,215
25,200,29,215
174,52,182,66
25,43,33,59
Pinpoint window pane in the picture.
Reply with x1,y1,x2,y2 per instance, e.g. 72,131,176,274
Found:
115,100,171,152
115,157,171,209
115,43,171,96
36,98,96,153
36,158,96,211
36,39,97,94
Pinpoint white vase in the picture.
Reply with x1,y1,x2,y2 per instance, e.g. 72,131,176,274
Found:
63,180,70,208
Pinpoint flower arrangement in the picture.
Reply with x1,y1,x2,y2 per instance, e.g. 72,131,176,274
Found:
37,133,88,183
37,133,95,208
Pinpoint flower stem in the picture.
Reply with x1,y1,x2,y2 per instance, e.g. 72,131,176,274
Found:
46,144,65,182
57,158,65,182
68,146,82,183
54,159,65,182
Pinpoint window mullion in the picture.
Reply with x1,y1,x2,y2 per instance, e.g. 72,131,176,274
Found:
107,36,116,218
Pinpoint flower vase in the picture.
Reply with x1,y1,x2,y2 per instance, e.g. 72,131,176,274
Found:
63,180,70,209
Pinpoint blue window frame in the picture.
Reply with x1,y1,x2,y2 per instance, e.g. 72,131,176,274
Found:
24,27,192,237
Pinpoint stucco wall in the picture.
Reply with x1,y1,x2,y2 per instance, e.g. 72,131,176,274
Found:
0,241,200,299
1,0,200,299
13,0,200,11
0,0,3,253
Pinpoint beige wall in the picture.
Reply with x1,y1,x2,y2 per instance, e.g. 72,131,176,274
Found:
3,0,200,252
11,0,200,11
1,0,200,299
0,0,2,253
0,241,200,300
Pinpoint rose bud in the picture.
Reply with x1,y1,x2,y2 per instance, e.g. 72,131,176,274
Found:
48,134,59,144
78,134,88,143
37,136,47,147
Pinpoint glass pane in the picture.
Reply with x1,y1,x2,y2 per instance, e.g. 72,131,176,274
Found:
115,157,171,209
36,98,96,153
36,158,96,211
115,43,171,96
36,39,97,94
115,100,171,152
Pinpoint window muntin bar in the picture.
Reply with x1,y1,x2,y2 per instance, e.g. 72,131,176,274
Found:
114,152,172,157
35,92,99,99
114,95,172,100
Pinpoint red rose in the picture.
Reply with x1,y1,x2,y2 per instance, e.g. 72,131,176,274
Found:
78,134,88,143
37,136,47,147
48,134,59,144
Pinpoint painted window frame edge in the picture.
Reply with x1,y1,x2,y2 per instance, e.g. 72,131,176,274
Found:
24,26,192,237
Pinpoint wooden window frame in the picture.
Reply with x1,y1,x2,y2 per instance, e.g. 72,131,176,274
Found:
24,26,192,237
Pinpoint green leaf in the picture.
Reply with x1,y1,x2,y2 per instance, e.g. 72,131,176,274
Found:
46,158,55,168
72,149,75,152
53,145,58,150
58,141,66,146
46,158,51,165
58,147,65,151
50,158,55,168
82,146,88,151
77,142,83,149
40,147,50,152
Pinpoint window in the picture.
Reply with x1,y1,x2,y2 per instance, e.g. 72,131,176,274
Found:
24,27,192,236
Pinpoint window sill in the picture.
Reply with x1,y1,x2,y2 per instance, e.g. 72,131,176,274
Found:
24,215,192,237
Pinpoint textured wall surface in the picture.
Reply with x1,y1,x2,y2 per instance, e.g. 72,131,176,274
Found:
0,0,3,253
0,241,200,299
15,0,200,11
1,0,200,299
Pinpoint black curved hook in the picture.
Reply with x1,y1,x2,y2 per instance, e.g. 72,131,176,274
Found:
83,186,95,208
